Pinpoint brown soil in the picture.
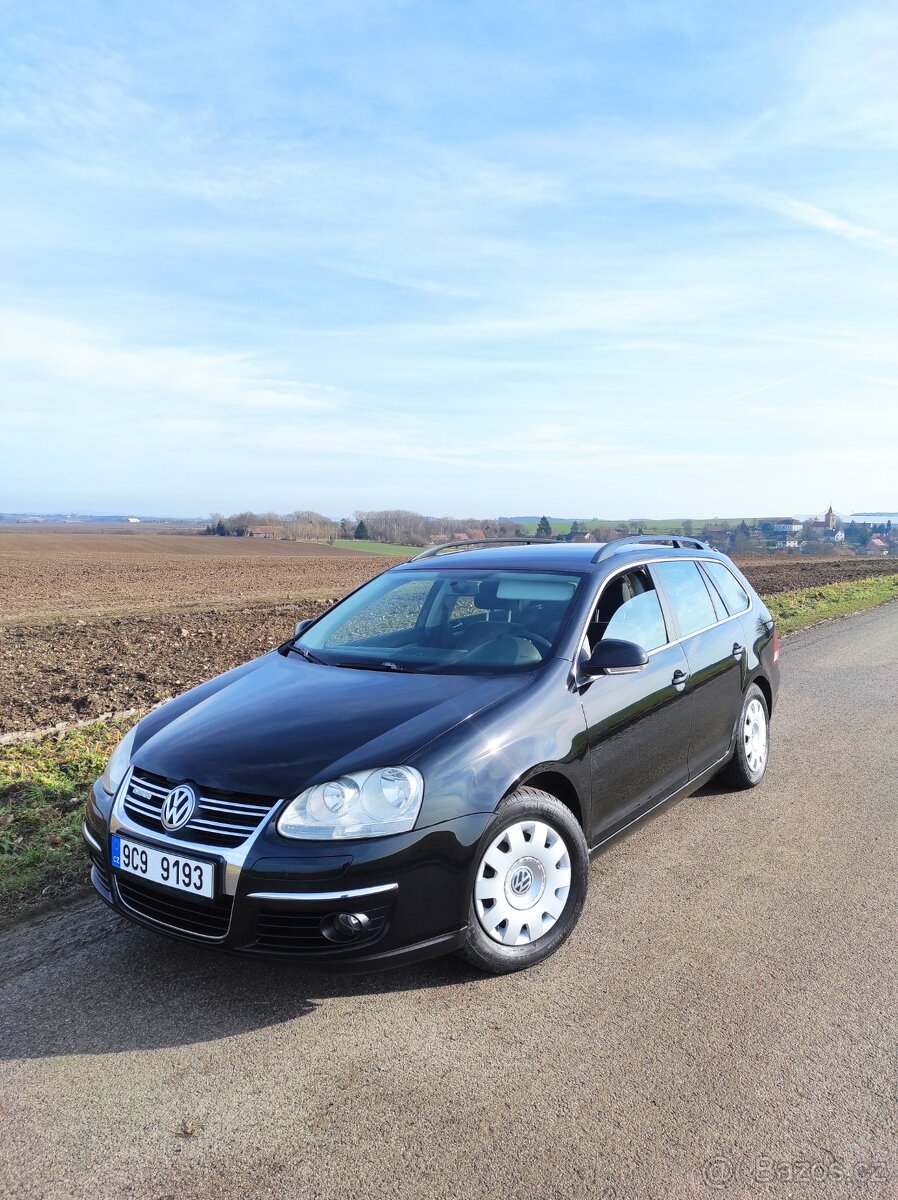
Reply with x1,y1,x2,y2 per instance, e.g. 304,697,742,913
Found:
0,601,327,733
0,532,399,623
2,532,897,734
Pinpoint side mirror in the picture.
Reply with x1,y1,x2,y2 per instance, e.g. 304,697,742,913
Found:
294,619,313,639
583,638,649,676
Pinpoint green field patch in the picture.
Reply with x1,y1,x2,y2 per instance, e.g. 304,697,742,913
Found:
331,539,418,556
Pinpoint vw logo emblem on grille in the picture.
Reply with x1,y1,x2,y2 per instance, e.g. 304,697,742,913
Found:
160,784,197,831
509,866,533,896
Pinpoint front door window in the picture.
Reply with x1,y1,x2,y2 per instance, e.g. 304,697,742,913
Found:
587,567,669,653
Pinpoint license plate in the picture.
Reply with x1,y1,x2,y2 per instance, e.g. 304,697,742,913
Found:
111,835,214,899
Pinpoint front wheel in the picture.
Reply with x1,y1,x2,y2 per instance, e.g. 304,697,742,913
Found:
719,683,770,790
457,787,589,974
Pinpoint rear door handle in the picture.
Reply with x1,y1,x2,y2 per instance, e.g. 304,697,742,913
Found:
672,669,689,691
732,643,745,659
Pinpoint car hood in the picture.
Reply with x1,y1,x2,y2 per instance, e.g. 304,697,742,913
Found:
131,651,529,798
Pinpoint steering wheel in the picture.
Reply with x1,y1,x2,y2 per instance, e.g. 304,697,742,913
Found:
455,621,527,646
522,632,552,653
465,624,552,653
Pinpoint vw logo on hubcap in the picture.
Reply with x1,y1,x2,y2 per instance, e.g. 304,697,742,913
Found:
160,784,197,831
509,866,533,896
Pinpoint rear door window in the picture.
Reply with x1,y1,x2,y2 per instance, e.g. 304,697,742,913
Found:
651,560,718,638
702,561,751,615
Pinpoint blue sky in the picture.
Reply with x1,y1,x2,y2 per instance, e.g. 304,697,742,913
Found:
2,0,897,519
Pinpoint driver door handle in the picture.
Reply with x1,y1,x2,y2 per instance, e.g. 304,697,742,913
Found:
732,642,745,659
671,669,689,692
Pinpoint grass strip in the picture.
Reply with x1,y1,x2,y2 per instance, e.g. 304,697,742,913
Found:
2,575,896,920
0,717,134,919
330,539,418,556
764,574,898,634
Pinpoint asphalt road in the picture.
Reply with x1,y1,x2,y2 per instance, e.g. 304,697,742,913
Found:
1,605,896,1200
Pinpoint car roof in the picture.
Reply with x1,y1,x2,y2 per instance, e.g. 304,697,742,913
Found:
393,540,731,576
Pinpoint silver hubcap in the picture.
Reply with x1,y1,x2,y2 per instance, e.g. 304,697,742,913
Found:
743,697,767,774
474,820,571,945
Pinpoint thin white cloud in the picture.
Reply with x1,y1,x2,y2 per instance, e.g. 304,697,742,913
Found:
723,375,806,404
739,188,898,252
785,6,898,148
0,311,333,412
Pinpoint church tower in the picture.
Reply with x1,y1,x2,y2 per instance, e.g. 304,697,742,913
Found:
825,505,835,531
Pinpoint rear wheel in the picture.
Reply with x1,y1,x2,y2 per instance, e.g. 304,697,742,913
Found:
458,787,588,974
719,683,770,789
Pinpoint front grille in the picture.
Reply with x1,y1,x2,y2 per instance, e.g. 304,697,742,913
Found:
116,876,233,940
123,768,278,849
253,902,391,954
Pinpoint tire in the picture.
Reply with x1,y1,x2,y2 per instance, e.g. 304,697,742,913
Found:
457,787,589,974
719,683,770,790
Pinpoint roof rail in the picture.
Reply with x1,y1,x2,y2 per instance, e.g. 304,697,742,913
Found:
592,534,709,562
412,537,558,560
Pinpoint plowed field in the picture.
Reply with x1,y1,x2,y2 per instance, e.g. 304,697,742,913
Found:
0,531,397,623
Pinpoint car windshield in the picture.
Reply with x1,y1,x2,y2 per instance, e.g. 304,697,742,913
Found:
296,569,584,674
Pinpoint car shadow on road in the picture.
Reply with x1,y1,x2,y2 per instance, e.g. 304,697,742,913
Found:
0,905,483,1062
691,780,734,800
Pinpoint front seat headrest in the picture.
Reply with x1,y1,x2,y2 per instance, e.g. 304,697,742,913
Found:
475,580,514,611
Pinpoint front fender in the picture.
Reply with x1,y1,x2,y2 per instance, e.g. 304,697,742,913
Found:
411,661,591,831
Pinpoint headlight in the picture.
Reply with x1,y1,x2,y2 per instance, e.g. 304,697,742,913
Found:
277,766,424,840
101,726,137,795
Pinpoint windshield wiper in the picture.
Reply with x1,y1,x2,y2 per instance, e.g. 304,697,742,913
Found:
333,660,415,673
279,641,326,665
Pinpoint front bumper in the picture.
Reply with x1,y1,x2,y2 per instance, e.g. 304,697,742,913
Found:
84,779,487,970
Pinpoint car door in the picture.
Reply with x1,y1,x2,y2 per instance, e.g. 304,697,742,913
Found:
649,558,746,778
580,565,693,846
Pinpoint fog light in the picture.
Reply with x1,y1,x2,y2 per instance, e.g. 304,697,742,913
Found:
322,912,371,942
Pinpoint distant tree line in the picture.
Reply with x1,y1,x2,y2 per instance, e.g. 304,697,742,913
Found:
203,508,528,547
204,512,263,537
340,510,528,546
199,509,665,548
202,510,896,554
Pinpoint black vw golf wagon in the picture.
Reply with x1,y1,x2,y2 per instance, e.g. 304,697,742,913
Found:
85,536,780,973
